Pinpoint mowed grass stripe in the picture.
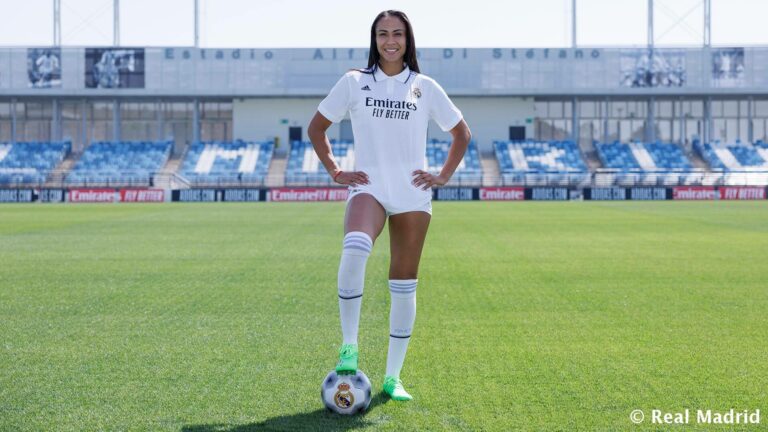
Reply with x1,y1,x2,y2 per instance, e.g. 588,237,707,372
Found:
0,202,766,431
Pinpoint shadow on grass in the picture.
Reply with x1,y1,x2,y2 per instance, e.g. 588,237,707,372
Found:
181,393,388,432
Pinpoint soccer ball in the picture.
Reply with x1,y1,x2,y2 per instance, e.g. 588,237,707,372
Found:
321,370,372,415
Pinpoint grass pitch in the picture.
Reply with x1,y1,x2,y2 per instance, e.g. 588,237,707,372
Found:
1,202,767,431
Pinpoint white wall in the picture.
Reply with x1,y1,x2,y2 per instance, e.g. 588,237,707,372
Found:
429,97,535,153
233,98,331,155
233,96,535,155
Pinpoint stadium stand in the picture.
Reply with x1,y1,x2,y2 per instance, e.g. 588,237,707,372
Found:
426,140,482,185
644,142,693,170
285,141,354,186
695,140,768,171
595,141,692,171
0,141,70,185
66,141,171,186
285,140,482,186
593,141,700,186
178,140,274,186
494,140,588,186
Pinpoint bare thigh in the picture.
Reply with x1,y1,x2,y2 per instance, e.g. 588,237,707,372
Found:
388,211,431,280
344,193,387,242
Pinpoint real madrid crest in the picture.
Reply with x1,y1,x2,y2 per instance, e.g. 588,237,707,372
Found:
412,87,422,98
334,382,355,409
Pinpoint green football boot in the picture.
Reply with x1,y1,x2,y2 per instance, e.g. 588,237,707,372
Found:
335,343,358,375
382,375,413,401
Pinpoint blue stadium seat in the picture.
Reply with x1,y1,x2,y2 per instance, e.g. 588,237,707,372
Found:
285,141,355,186
0,141,71,185
596,141,692,171
178,140,274,186
644,142,692,170
284,140,482,186
694,140,768,171
66,141,171,186
494,140,588,186
426,140,482,186
595,142,642,170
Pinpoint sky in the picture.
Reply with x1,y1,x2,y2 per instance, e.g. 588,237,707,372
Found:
0,0,767,48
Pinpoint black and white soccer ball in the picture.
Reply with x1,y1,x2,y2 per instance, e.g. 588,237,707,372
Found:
321,370,372,415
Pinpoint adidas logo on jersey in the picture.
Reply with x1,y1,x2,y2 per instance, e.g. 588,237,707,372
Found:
361,85,371,91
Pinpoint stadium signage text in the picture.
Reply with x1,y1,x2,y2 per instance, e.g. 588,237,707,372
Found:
175,189,217,202
222,189,263,202
165,48,276,61
589,188,626,200
630,187,667,200
489,48,601,60
587,188,669,200
162,48,602,63
530,187,569,201
120,189,165,203
434,187,475,201
673,186,717,200
0,189,34,203
269,188,348,202
4,187,767,204
479,187,525,201
69,189,117,203
39,189,65,203
719,187,765,200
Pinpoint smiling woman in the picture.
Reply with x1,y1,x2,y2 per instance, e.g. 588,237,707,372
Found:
306,9,472,404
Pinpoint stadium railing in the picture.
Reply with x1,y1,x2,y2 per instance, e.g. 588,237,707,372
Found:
4,139,768,189
285,140,354,186
176,140,274,187
694,139,768,172
426,139,482,186
0,141,71,187
65,141,172,187
494,140,589,187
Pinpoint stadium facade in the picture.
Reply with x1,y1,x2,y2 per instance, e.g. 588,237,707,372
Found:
2,43,768,203
3,46,768,154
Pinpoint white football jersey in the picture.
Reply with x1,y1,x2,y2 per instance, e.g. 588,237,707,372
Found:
318,65,462,212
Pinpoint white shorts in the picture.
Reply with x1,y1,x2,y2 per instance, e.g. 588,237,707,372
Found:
347,187,432,216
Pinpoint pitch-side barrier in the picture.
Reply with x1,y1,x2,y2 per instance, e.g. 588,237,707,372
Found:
1,186,767,203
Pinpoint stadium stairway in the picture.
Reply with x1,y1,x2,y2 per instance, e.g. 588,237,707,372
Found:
582,150,603,171
45,152,80,187
154,157,186,189
687,148,709,169
578,139,601,171
480,154,500,186
265,153,286,187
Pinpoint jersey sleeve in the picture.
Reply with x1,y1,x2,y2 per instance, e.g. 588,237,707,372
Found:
428,79,463,132
318,73,352,123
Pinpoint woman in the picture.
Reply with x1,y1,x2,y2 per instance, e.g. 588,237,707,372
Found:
307,10,471,402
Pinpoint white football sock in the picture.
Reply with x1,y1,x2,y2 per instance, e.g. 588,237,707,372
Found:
385,279,417,377
337,231,372,345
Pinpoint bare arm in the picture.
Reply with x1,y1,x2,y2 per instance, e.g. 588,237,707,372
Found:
307,112,369,186
412,119,472,190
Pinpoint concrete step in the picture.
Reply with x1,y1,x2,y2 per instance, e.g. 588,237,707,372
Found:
265,153,286,187
584,151,603,171
154,157,185,189
480,154,500,187
44,153,80,187
687,147,710,169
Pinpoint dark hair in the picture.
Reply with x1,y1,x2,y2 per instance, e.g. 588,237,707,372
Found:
364,10,420,74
